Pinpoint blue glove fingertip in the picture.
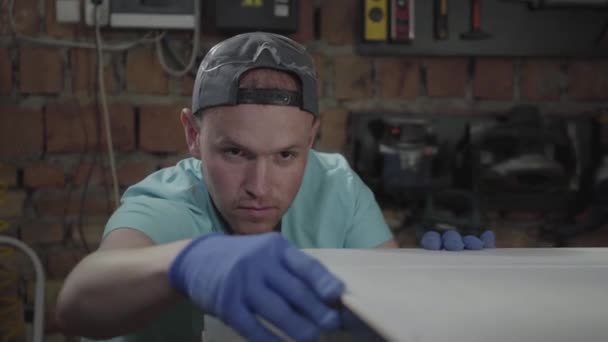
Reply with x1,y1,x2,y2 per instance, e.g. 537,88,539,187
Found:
319,310,340,330
481,230,496,248
317,273,345,301
420,231,442,250
442,230,464,251
283,247,345,301
463,235,484,250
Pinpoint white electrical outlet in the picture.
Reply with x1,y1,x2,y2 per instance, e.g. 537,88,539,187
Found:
85,0,110,26
56,0,80,23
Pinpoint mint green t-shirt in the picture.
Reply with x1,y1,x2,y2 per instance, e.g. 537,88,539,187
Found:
88,150,392,342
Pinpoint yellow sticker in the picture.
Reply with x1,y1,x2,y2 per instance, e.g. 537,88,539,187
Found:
0,220,8,232
242,0,263,7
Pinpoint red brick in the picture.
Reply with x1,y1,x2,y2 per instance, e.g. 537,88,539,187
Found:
0,106,44,158
47,249,85,279
0,191,26,217
0,49,11,94
72,162,111,186
2,0,40,35
425,58,468,98
21,222,65,245
1,245,35,281
289,0,314,43
33,190,113,217
19,47,63,94
0,164,17,186
126,47,169,95
71,49,119,95
24,163,65,188
118,160,156,186
473,58,514,100
0,3,9,36
521,59,562,101
312,53,325,97
321,0,356,44
46,103,135,153
139,104,188,153
334,56,373,100
45,0,75,38
567,60,608,101
376,58,419,99
71,222,105,249
316,109,347,153
181,74,195,96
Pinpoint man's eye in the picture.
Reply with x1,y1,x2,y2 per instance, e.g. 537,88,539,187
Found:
224,148,243,157
279,151,295,160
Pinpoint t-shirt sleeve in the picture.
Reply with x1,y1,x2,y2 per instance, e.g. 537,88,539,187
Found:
104,196,203,244
344,173,394,248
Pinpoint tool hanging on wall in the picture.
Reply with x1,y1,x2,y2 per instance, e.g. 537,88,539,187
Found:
215,0,299,33
434,0,448,40
364,0,389,42
503,0,608,9
461,0,491,40
390,0,415,42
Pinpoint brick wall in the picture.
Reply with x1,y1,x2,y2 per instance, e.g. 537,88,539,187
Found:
1,0,608,340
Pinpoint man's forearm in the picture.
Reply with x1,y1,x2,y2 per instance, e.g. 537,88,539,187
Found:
55,239,191,339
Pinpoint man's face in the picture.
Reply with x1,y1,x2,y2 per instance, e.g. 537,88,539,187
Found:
183,104,319,234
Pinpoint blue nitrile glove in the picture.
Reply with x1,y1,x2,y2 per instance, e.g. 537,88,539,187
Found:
169,232,344,342
463,234,484,250
420,229,496,250
442,230,465,251
420,230,442,250
480,230,496,248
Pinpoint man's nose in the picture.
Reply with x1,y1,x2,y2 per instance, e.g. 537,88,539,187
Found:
244,158,271,198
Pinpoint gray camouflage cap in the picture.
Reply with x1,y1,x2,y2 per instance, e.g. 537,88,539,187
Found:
192,32,318,117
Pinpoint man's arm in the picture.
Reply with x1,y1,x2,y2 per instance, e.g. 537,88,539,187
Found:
55,228,191,339
57,228,347,342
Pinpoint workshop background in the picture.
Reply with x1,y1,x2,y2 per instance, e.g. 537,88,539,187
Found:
1,0,608,341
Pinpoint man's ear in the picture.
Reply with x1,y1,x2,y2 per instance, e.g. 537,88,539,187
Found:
308,117,321,148
180,108,201,158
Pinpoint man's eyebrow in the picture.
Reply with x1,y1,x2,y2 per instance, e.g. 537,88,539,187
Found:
214,136,304,152
213,136,247,148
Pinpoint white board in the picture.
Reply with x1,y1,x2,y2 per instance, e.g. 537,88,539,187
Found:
305,248,608,342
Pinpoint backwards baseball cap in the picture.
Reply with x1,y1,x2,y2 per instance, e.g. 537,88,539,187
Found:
192,32,319,117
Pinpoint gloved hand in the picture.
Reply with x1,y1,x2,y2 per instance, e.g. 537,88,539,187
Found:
169,232,344,342
420,229,496,251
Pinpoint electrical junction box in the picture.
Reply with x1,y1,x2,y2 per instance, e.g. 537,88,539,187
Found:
215,0,298,33
109,0,196,29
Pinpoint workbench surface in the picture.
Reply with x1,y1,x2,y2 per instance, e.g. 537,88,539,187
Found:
305,248,608,342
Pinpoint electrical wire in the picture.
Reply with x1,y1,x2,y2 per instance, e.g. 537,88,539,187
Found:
8,0,166,51
155,0,201,77
94,4,120,209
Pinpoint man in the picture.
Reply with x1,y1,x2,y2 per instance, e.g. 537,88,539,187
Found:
56,32,397,342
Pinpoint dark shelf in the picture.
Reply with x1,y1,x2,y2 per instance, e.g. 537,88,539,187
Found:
357,0,608,57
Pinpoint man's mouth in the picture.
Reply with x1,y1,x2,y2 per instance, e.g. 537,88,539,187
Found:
237,206,276,219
